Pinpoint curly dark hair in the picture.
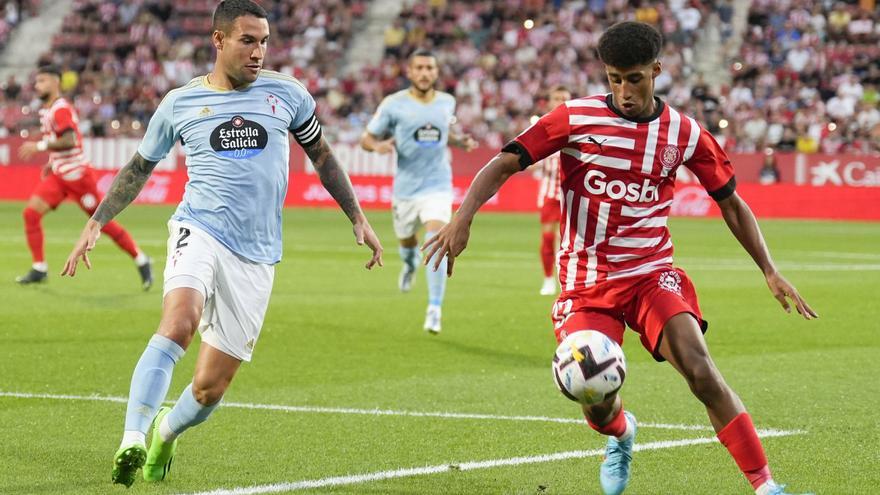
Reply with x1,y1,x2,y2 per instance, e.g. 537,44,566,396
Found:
212,0,268,34
597,22,663,68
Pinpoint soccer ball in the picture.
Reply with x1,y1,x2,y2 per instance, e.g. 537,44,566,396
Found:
552,330,627,405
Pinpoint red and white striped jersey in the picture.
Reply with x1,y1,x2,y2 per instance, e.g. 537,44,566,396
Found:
508,94,735,295
39,97,89,179
537,152,562,207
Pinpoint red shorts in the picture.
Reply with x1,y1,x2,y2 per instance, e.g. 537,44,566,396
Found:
32,168,102,213
540,197,562,224
551,267,708,361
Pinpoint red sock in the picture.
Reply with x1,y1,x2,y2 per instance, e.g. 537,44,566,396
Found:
717,412,772,490
101,221,139,258
540,230,555,277
23,207,45,264
587,407,628,437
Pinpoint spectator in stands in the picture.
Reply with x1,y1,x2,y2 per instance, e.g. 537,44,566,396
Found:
759,148,781,185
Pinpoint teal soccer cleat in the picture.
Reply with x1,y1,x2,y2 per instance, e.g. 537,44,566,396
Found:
760,481,814,495
599,411,637,495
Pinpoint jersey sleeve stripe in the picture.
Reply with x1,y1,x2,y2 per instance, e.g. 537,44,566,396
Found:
707,176,737,201
682,116,701,162
565,99,607,108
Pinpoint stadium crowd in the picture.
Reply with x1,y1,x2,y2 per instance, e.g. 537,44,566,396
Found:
721,0,880,154
1,0,878,156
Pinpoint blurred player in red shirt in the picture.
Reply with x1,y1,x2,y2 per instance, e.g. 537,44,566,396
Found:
16,65,152,289
534,85,571,296
425,22,816,495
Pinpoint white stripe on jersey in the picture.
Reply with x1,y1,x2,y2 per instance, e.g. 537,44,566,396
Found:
621,199,673,218
584,202,610,287
565,99,607,108
607,257,674,280
568,134,636,149
562,147,631,170
608,236,664,249
616,216,668,232
682,116,701,162
569,114,638,129
565,196,589,292
640,118,661,174
667,107,681,145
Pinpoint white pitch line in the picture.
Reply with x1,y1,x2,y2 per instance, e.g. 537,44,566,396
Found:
0,390,716,431
174,429,803,495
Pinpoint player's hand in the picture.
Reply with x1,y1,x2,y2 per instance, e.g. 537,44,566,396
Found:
765,271,818,320
459,134,478,152
61,219,102,277
18,141,39,160
353,216,383,270
421,218,471,277
374,139,395,154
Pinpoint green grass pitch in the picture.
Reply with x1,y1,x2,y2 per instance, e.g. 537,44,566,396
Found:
0,200,878,494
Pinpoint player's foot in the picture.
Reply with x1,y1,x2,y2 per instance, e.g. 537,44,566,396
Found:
15,268,47,285
111,443,147,487
423,305,441,334
144,407,177,482
138,258,153,291
757,481,814,495
398,262,416,292
599,411,637,495
539,276,556,295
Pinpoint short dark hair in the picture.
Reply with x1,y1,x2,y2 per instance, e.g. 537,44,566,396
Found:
409,49,437,62
36,64,62,78
212,0,268,34
597,22,663,68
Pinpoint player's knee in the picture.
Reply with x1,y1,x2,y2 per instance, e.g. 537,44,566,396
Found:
684,360,725,402
191,382,224,406
158,306,201,343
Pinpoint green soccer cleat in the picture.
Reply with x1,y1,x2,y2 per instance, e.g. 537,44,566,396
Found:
144,407,177,482
111,443,147,487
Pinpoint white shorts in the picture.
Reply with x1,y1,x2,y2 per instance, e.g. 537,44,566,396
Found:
163,220,274,362
391,192,453,239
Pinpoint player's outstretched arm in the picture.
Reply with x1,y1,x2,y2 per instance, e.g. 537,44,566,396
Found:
422,151,521,276
303,136,383,270
61,152,158,277
717,192,818,319
359,132,395,154
18,129,78,160
449,132,478,152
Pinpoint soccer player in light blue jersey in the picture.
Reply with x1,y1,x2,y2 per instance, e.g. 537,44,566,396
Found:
360,49,476,333
61,0,383,487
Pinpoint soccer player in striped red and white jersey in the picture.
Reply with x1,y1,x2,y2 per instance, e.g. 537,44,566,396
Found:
16,65,153,289
424,22,817,495
535,86,570,296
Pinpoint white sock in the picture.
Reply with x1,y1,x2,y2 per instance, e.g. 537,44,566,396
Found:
616,416,634,442
159,414,178,442
755,480,779,495
134,252,149,266
120,430,146,448
32,262,48,272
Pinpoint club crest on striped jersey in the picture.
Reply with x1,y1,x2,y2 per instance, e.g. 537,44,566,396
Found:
658,270,682,295
210,115,268,159
660,145,681,177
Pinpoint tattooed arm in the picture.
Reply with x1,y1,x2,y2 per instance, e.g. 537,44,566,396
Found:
92,152,159,226
302,137,384,269
62,152,158,276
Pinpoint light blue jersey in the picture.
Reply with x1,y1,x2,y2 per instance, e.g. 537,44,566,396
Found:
366,90,456,199
138,71,317,264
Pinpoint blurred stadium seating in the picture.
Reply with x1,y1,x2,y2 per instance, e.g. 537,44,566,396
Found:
0,0,878,155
